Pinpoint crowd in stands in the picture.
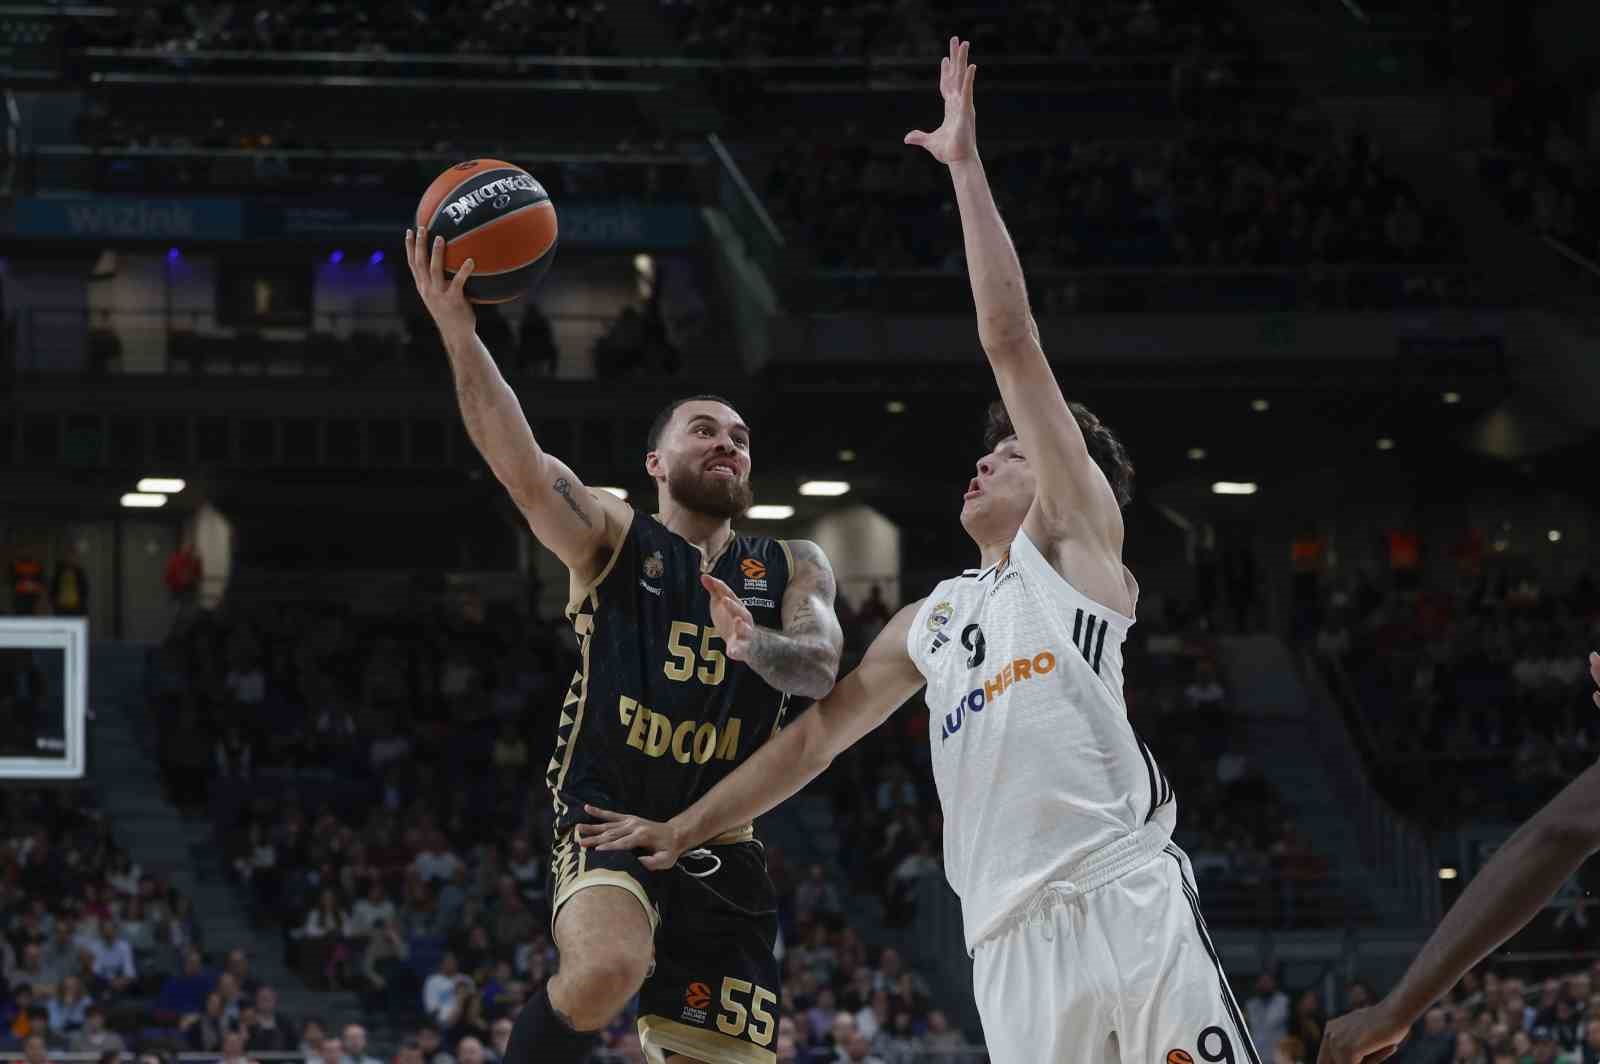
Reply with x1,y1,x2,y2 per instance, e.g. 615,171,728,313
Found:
1245,961,1600,1064
1477,76,1600,261
150,583,982,1062
73,1,617,58
765,122,1463,284
1312,558,1600,828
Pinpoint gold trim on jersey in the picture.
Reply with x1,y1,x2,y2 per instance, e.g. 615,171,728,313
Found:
565,507,635,615
708,825,754,846
775,538,796,584
637,1015,776,1064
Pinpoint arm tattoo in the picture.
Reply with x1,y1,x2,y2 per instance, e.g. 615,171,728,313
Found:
741,541,844,699
553,477,592,527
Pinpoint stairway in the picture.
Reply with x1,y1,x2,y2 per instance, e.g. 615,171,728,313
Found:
88,641,365,1032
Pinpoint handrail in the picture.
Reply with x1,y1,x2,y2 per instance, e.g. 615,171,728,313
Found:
813,262,1474,280
706,133,783,250
1543,234,1600,280
29,145,700,166
78,46,1240,71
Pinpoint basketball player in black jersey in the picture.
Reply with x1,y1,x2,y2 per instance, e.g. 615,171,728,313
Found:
405,230,844,1064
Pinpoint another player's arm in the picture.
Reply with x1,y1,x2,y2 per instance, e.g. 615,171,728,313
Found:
1319,651,1600,1064
577,601,927,867
907,39,1122,548
405,228,627,573
700,540,844,699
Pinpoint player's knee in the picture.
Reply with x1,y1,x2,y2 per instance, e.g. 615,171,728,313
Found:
557,948,650,1029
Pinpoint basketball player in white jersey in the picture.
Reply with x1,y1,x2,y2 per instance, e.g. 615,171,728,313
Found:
576,38,1260,1064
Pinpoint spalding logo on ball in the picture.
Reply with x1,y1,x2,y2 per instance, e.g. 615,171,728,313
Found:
416,159,558,304
1166,1050,1195,1064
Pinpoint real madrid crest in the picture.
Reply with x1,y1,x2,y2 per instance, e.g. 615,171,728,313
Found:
927,601,954,632
643,551,665,579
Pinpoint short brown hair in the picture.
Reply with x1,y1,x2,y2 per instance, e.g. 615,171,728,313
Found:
983,399,1134,508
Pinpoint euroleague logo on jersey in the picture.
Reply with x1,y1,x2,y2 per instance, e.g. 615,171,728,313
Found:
681,981,712,1024
740,557,768,591
940,649,1058,743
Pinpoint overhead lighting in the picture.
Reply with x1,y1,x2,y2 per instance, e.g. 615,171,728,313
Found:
137,478,186,494
368,250,384,265
1548,529,1562,543
1438,867,1458,881
120,493,167,509
1187,448,1207,461
1251,398,1270,413
884,400,906,415
1376,437,1395,451
837,449,856,463
799,480,850,497
596,486,628,500
1442,391,1461,405
746,505,795,520
1211,482,1258,496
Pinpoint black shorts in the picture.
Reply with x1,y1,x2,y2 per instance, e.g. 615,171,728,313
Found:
550,826,780,1064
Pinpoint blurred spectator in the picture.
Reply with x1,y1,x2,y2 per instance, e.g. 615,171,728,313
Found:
1247,972,1290,1053
87,917,137,995
423,953,464,1026
45,975,92,1036
180,992,227,1052
67,1006,125,1055
795,865,843,917
247,987,294,1053
342,1023,384,1064
218,1028,254,1064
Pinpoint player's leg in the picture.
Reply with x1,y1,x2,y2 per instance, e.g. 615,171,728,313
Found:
505,874,656,1064
971,895,1114,1064
1109,846,1262,1064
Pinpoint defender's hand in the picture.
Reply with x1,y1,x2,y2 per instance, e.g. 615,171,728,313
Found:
405,228,476,342
702,573,755,661
904,37,978,165
1590,651,1598,709
576,805,688,871
1317,1004,1408,1064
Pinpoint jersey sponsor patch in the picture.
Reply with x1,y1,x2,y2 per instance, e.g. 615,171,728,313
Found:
940,650,1058,742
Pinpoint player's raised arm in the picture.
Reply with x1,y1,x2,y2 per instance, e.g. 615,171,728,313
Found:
575,600,928,867
1318,651,1600,1064
699,540,844,699
906,38,1123,549
406,228,627,575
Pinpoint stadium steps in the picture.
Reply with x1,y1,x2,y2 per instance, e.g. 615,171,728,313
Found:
90,641,365,1027
1219,637,1406,927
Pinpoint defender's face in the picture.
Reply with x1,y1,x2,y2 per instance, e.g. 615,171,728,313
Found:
959,436,1036,538
648,401,754,519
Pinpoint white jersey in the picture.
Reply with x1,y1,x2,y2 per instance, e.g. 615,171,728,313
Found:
908,528,1175,951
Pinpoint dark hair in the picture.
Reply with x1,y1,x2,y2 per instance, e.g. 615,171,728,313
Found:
647,394,740,451
983,399,1134,508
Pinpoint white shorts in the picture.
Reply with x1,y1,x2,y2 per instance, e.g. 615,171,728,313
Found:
972,839,1261,1064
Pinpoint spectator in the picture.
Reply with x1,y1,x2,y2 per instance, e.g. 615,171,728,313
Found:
1410,1007,1456,1064
457,1036,486,1064
423,954,463,1027
1576,1019,1600,1063
12,942,51,995
39,922,83,991
1273,1035,1306,1064
22,1035,50,1064
417,1023,455,1064
854,990,890,1043
298,1019,329,1060
839,1031,886,1064
349,881,396,940
247,986,294,1053
341,1023,383,1064
67,1006,125,1055
46,975,92,1036
158,949,213,1020
315,1034,346,1064
87,918,137,995
219,1028,254,1064
361,919,414,1024
489,1017,513,1060
1290,990,1325,1060
1247,972,1290,1056
795,865,842,917
180,992,228,1052
413,834,463,885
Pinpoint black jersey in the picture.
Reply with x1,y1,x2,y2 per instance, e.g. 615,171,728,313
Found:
545,510,795,832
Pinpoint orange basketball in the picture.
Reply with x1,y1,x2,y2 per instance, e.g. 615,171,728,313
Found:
415,159,558,304
1167,1051,1195,1064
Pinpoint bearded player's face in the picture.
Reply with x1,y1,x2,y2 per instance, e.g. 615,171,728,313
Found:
649,401,754,519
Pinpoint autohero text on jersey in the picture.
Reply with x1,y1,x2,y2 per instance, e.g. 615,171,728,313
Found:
941,650,1058,743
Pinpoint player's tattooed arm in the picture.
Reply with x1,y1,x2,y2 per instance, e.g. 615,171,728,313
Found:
702,541,843,699
553,477,592,527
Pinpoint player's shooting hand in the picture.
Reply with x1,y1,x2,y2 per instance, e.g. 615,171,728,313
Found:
404,228,475,342
904,37,978,166
1316,1004,1408,1064
576,805,687,871
702,573,756,661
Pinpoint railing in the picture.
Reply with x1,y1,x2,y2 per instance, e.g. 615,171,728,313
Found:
706,132,785,281
1302,650,1441,926
800,264,1503,313
9,307,613,380
19,146,705,200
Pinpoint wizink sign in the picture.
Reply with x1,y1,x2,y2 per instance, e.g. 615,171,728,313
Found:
11,198,243,239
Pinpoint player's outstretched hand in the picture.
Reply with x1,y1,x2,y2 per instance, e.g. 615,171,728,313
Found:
904,36,977,166
1317,1004,1408,1064
576,805,686,871
702,573,756,661
1590,651,1599,709
404,228,475,343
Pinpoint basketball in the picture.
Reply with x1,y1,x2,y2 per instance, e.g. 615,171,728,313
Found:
414,158,558,304
1167,1051,1194,1064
